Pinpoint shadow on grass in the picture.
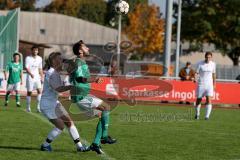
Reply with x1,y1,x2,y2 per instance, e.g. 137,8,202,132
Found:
0,145,75,153
0,145,39,151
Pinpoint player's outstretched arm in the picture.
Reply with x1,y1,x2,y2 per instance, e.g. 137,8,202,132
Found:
55,85,73,93
75,76,102,84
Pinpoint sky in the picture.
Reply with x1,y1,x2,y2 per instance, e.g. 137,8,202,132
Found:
36,0,167,17
149,0,166,17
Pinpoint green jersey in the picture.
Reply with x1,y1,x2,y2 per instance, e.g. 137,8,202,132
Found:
5,62,22,84
70,58,90,102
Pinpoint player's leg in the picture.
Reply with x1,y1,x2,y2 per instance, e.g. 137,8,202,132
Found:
26,91,32,112
76,96,104,154
41,118,64,152
195,85,204,119
4,84,12,106
205,86,213,120
195,98,202,119
57,104,89,152
26,80,33,112
97,102,117,144
14,82,21,107
36,80,42,112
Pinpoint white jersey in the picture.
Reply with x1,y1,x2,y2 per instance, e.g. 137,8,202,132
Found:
196,60,216,86
25,55,42,81
40,68,63,109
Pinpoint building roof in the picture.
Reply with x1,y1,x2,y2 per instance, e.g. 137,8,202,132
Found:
1,10,118,45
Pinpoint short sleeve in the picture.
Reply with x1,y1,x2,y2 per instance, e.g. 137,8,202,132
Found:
49,72,63,90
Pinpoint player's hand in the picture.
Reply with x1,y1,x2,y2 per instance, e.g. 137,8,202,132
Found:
30,74,34,78
41,78,44,84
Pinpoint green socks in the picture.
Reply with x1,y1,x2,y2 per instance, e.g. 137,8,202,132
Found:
101,111,110,139
93,120,102,145
16,94,20,104
5,93,10,103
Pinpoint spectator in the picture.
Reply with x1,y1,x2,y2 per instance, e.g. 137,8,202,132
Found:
179,62,195,81
108,60,118,76
178,62,195,104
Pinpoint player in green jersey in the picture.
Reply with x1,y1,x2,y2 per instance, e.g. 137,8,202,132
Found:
69,40,117,154
4,53,23,107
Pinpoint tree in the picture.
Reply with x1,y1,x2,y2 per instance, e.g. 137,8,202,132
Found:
44,0,79,17
77,0,107,25
124,4,165,59
175,0,240,65
0,0,35,11
43,0,79,17
44,0,107,25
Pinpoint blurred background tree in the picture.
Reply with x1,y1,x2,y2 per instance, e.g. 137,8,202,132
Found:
0,0,35,10
175,0,240,65
43,0,79,17
77,0,107,25
124,4,164,59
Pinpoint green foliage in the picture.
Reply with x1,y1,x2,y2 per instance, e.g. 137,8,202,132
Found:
0,0,35,10
175,0,240,65
77,0,107,25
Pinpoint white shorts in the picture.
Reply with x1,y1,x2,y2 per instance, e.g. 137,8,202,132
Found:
26,79,42,92
40,100,68,120
196,85,214,98
7,82,21,91
76,95,103,116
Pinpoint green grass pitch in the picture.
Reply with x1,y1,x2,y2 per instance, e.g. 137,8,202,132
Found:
0,98,240,160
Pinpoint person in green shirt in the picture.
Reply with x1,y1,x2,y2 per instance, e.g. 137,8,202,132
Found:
4,53,23,107
69,40,117,154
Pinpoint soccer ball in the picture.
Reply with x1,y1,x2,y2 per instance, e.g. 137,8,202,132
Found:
115,0,129,14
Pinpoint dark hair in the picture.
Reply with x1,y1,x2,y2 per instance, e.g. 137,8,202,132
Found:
186,61,191,65
31,45,39,50
72,40,84,55
48,52,61,67
205,51,212,57
13,52,20,58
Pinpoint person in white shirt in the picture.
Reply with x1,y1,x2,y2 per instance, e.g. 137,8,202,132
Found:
194,52,216,120
40,52,89,152
25,45,44,112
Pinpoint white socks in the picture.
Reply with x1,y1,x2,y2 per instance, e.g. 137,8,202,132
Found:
68,125,83,148
205,104,212,118
195,104,212,119
26,95,42,112
195,104,201,117
43,128,62,147
37,94,41,112
26,96,31,112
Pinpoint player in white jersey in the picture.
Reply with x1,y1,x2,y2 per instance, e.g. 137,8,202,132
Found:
194,52,216,120
25,45,44,112
40,52,89,152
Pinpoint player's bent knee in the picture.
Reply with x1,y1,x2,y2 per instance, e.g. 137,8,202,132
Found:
101,102,110,111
